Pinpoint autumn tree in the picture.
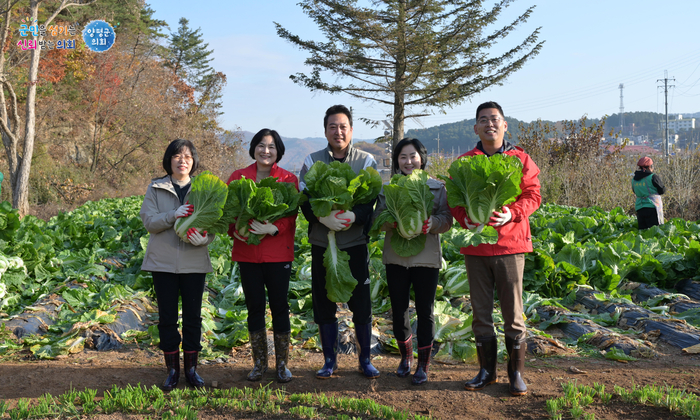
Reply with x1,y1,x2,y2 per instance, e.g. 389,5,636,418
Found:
276,0,543,161
0,0,98,216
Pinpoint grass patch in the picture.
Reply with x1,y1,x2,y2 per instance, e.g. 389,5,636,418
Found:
545,380,700,419
1,383,433,420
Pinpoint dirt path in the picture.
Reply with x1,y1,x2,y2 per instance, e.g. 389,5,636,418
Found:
1,342,698,419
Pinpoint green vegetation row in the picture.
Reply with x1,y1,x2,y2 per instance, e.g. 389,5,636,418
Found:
0,383,432,420
545,380,700,420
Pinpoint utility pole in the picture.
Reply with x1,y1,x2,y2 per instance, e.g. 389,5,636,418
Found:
435,133,440,157
657,71,675,159
619,83,624,136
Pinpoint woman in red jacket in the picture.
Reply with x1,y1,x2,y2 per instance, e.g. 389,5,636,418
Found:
227,128,298,383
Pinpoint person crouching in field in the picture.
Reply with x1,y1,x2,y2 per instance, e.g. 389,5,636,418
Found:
373,138,453,385
632,156,665,229
140,139,216,391
227,129,298,383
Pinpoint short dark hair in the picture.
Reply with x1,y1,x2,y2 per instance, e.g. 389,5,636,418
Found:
393,138,428,174
324,105,353,130
476,101,505,120
162,139,199,175
248,128,285,163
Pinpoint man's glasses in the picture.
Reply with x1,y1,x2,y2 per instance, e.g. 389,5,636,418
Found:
477,117,504,126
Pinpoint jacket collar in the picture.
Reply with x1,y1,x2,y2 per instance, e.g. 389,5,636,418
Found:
241,162,283,180
476,140,516,156
324,143,354,161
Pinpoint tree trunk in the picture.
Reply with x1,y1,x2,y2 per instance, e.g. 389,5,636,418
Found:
391,0,407,175
12,0,41,216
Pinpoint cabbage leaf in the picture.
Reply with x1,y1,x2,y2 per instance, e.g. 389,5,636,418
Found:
370,170,434,257
211,177,305,245
174,171,228,243
439,154,523,247
303,161,382,302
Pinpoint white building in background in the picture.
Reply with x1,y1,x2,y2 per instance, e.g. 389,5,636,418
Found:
660,115,696,131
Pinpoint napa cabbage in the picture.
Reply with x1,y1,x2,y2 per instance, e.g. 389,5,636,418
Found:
211,177,306,245
439,154,523,247
174,171,228,243
302,161,382,302
370,170,434,257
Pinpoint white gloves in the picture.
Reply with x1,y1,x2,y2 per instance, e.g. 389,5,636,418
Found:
422,216,433,234
174,203,194,218
232,230,248,242
464,217,485,233
187,228,208,246
490,206,512,227
319,210,355,231
249,220,278,236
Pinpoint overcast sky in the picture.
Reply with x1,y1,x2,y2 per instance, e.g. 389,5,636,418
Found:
144,1,700,139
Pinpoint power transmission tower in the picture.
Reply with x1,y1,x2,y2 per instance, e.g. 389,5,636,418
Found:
619,83,624,135
657,71,675,159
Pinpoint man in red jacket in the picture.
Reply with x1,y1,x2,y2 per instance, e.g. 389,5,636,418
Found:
449,101,541,396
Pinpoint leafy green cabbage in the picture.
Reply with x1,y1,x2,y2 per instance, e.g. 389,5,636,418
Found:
211,177,305,245
174,171,228,243
439,154,523,247
370,170,434,257
303,161,382,302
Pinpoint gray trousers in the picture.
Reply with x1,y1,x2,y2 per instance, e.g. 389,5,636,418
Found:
464,254,526,341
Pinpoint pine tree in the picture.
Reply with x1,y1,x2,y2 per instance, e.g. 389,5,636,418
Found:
276,0,543,149
166,17,223,117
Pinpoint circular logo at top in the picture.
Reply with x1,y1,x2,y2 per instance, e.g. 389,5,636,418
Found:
82,20,115,52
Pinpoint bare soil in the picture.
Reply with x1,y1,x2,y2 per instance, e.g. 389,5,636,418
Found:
1,341,699,419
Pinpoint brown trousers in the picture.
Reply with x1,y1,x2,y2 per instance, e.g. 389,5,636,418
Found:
464,254,526,341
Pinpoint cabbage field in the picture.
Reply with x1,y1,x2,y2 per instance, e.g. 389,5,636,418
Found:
1,196,700,362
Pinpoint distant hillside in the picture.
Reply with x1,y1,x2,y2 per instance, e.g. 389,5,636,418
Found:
405,116,534,155
405,111,699,155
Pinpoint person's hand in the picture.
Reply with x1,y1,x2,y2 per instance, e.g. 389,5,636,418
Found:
337,211,355,231
422,216,433,234
233,224,249,242
319,209,349,231
489,206,512,227
249,220,278,236
187,228,208,246
233,231,248,242
175,202,194,218
464,216,484,233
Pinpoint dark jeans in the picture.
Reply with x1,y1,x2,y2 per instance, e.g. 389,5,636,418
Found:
311,244,372,325
636,207,659,230
152,271,206,352
386,264,439,348
239,261,292,332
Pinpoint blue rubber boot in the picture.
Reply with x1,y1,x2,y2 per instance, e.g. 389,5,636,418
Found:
316,322,338,379
356,323,380,379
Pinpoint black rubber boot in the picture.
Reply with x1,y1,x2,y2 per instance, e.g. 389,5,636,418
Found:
464,336,498,391
162,350,180,392
506,337,528,396
274,331,293,383
316,322,338,379
356,323,380,379
247,329,268,381
396,335,413,378
183,351,205,388
412,344,431,385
